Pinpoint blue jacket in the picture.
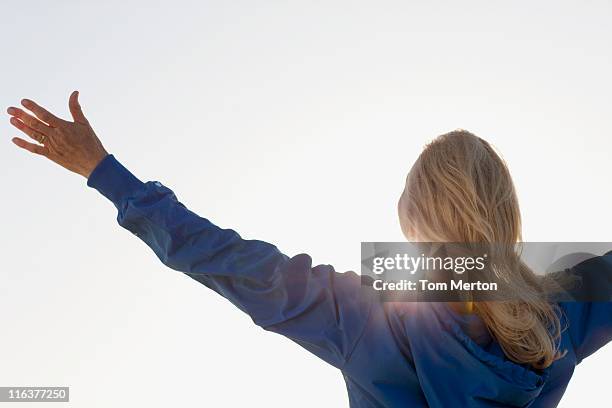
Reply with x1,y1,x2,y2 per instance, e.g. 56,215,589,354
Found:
87,154,611,407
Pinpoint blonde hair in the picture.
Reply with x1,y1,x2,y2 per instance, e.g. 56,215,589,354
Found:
398,129,564,369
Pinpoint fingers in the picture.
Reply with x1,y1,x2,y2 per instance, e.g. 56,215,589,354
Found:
11,137,48,156
7,107,52,136
20,98,62,127
69,91,88,124
8,116,49,144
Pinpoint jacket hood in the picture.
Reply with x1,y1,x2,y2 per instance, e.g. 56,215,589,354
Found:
397,302,549,407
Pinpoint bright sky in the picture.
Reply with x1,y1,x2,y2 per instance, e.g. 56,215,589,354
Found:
1,1,611,406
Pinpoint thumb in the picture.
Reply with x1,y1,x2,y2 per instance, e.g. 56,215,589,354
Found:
69,90,88,124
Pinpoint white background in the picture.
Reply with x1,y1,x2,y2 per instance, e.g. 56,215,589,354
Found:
1,1,610,406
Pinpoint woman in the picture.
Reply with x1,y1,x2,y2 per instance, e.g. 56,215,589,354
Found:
7,92,611,407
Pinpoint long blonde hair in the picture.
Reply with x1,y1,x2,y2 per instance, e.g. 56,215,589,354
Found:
398,129,564,369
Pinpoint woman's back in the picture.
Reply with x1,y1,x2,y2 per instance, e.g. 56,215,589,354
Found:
341,254,612,407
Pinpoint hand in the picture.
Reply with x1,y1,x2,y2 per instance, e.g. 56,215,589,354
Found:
7,91,108,178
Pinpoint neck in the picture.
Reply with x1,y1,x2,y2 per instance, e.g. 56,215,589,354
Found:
449,301,474,314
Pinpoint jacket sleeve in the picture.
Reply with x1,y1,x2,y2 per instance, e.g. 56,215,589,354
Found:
560,252,612,364
87,154,372,368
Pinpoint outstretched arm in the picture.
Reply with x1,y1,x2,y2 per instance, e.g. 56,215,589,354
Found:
7,93,373,368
